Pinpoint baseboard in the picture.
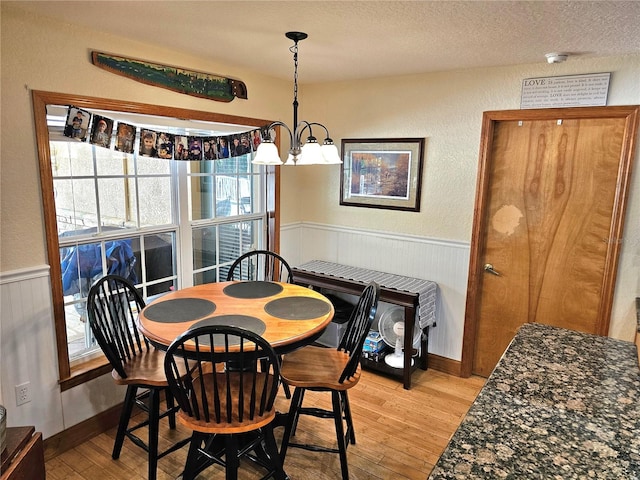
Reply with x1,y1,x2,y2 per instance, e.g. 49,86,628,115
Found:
43,402,123,461
428,353,462,377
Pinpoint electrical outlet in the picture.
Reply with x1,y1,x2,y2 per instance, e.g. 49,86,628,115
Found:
15,382,31,406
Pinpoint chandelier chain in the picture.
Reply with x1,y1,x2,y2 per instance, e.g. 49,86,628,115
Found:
291,43,299,110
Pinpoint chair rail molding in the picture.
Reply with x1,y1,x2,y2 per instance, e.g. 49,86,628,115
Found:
0,264,51,285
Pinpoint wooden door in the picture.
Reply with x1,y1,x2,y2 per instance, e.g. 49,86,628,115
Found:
462,106,639,378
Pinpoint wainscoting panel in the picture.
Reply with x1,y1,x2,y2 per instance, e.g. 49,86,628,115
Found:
0,266,65,437
0,266,124,440
281,222,470,361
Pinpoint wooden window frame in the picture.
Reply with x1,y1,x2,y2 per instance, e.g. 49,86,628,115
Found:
32,90,280,390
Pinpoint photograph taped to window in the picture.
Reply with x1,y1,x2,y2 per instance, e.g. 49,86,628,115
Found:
203,136,218,160
115,122,136,153
175,135,189,160
90,115,114,149
64,106,91,141
188,136,203,161
156,132,174,159
139,129,158,157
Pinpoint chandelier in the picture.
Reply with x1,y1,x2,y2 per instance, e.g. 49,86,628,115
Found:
252,32,341,166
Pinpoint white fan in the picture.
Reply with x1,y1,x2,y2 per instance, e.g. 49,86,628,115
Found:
378,306,421,368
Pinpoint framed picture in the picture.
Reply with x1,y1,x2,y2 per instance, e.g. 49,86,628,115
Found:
340,138,425,211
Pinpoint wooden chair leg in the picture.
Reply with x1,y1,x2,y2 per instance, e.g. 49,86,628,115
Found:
147,388,161,480
290,388,306,437
263,424,287,480
182,432,207,480
341,391,356,445
332,391,350,480
165,386,177,429
113,385,137,459
280,387,304,461
282,382,292,399
225,435,240,480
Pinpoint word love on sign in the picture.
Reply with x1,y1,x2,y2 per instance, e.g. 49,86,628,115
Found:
520,73,610,109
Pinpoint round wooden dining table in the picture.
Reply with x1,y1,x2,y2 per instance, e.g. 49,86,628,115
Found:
137,280,335,354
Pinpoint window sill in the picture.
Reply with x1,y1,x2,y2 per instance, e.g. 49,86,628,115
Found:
59,357,112,392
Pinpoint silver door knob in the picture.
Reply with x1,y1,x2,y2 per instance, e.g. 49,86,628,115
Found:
484,263,501,276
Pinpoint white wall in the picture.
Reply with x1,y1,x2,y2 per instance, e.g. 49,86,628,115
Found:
1,3,639,440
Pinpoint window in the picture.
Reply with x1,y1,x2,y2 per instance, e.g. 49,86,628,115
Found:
33,91,279,389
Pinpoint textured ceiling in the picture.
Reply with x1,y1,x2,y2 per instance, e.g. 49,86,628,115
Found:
7,1,640,83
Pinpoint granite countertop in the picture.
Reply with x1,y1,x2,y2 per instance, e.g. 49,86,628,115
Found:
428,322,640,479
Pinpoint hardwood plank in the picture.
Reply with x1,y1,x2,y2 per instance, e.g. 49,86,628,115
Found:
45,369,484,480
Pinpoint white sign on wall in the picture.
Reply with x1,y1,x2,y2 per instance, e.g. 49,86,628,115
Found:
520,72,610,109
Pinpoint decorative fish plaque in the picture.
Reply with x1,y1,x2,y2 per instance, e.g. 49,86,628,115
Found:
91,51,247,103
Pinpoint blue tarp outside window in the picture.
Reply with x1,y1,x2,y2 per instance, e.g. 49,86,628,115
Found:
60,240,138,297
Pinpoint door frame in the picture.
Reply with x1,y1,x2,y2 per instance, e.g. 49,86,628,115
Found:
460,105,639,377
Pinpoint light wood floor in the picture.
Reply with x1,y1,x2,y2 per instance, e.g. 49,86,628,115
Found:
45,368,484,480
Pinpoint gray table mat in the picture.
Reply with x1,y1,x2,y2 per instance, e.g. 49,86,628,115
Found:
143,298,216,323
223,281,283,299
264,296,331,320
188,315,266,346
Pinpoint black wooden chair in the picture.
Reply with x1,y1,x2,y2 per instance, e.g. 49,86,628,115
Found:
226,249,293,283
279,281,380,480
164,325,286,480
226,249,294,399
86,274,190,480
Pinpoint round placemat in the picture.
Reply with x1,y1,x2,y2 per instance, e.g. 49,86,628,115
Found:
143,298,216,323
189,315,266,346
223,281,283,299
264,296,332,320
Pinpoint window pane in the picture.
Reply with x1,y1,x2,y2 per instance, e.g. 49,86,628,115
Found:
215,156,238,174
97,178,127,227
241,219,262,252
189,174,211,221
136,155,171,175
135,232,176,297
54,178,98,234
239,175,257,215
237,154,252,174
50,142,72,177
138,177,172,226
193,225,217,270
67,142,95,177
95,149,129,176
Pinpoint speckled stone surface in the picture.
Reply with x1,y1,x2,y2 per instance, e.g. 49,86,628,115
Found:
428,323,640,479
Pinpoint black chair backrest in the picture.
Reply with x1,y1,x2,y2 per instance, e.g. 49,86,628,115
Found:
226,250,293,283
337,281,380,384
86,274,148,379
164,325,280,425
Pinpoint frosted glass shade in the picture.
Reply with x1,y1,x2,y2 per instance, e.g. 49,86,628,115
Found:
321,144,342,164
296,141,323,165
252,142,283,165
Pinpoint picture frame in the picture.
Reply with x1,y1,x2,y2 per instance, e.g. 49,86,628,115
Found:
340,138,425,211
